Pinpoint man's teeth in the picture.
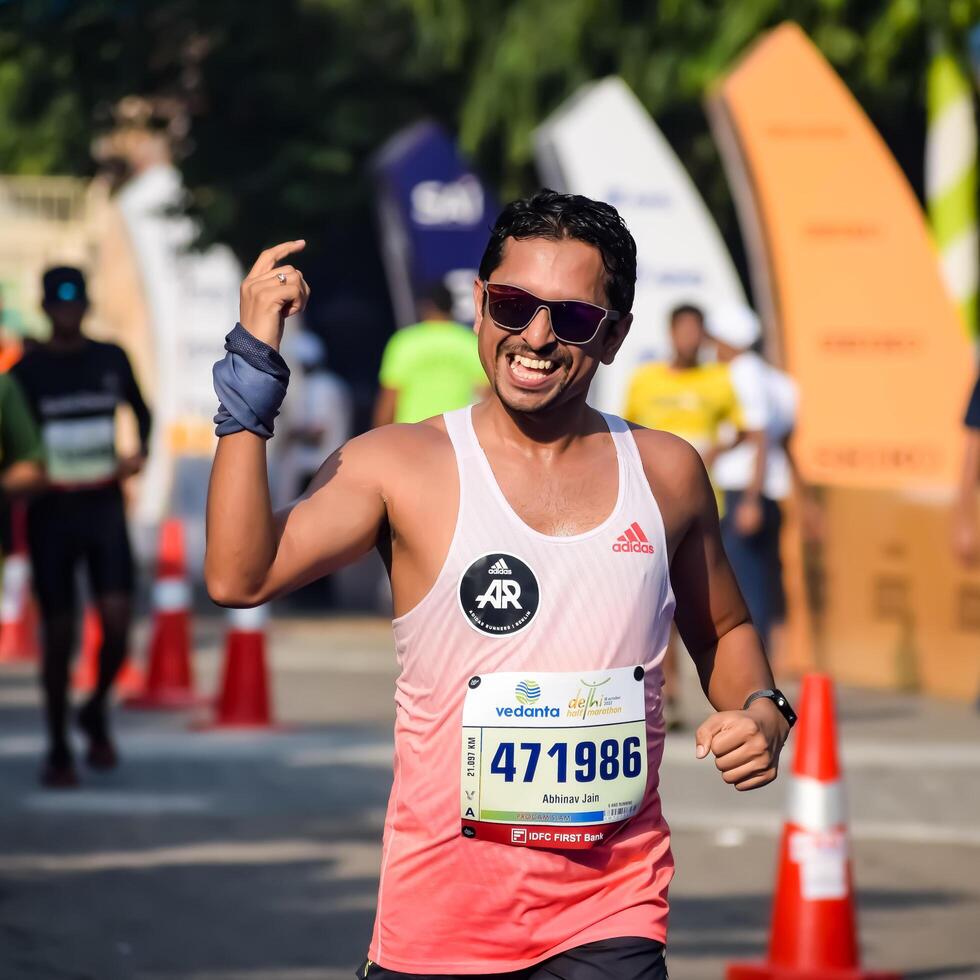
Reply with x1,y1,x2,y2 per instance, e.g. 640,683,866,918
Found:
512,354,553,371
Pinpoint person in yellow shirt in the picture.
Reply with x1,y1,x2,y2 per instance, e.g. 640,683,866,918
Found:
624,303,745,465
623,303,746,728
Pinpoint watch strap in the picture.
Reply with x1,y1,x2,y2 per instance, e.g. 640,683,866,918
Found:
743,688,797,728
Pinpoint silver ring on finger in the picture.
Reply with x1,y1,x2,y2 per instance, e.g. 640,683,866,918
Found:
276,272,287,284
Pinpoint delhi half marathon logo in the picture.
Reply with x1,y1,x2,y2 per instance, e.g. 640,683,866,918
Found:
567,676,624,720
515,680,541,706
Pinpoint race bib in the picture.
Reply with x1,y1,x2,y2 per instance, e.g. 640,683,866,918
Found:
460,665,648,850
43,417,116,485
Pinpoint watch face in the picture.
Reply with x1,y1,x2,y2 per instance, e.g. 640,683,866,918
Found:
771,690,796,726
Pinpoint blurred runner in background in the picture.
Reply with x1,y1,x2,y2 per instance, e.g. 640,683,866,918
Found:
623,302,746,728
0,372,45,509
277,329,353,501
13,267,152,788
953,372,980,567
373,282,486,426
707,305,797,651
0,284,24,372
275,329,353,610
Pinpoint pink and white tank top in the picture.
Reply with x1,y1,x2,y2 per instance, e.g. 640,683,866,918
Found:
369,406,676,973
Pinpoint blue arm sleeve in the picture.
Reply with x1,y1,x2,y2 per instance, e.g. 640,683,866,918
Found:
213,324,291,439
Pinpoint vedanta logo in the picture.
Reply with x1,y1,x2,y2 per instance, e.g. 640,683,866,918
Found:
612,522,655,554
515,680,541,705
495,705,560,718
498,679,556,718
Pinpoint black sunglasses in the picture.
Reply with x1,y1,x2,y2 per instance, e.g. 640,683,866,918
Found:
483,281,621,346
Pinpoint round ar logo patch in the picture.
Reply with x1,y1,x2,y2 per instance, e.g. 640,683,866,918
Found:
458,553,540,637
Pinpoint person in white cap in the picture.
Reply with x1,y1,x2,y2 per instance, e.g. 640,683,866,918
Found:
706,304,797,650
275,329,352,506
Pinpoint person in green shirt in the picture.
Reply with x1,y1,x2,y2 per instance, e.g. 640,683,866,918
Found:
0,372,44,498
373,283,487,426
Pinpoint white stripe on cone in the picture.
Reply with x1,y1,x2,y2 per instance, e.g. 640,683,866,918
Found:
0,555,30,622
787,775,847,833
227,604,268,632
153,577,191,612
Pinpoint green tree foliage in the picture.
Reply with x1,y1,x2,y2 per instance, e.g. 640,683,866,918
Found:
414,0,980,251
0,0,445,258
1,0,977,264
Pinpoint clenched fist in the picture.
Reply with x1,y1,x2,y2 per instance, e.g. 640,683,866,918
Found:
695,699,790,791
240,240,311,350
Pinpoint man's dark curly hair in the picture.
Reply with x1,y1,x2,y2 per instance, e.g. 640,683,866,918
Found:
478,189,637,314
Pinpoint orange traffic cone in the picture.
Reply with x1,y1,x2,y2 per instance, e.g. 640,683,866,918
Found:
200,605,276,729
727,674,900,980
71,606,144,697
126,519,201,709
0,503,39,663
71,606,102,691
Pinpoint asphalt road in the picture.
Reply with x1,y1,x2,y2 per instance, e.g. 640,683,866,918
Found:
0,615,977,979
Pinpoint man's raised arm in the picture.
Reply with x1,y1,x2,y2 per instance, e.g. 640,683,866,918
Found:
205,241,386,607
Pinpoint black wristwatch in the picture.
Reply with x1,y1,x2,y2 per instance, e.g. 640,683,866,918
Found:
743,689,797,729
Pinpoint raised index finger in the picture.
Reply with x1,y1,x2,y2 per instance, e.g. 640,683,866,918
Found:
247,239,306,278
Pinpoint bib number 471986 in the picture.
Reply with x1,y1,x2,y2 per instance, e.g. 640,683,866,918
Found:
489,736,643,783
460,666,648,850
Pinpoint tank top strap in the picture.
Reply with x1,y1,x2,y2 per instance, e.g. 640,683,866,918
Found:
599,411,645,477
442,406,481,462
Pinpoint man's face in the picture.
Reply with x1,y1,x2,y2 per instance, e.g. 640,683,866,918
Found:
670,312,704,366
472,237,631,415
43,300,86,340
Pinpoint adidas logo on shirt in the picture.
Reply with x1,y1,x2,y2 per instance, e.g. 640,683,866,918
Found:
488,558,513,575
612,522,655,554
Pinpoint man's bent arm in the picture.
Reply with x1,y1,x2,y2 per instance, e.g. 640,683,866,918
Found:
670,454,776,708
664,443,789,790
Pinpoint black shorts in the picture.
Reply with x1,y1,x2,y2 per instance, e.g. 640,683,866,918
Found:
356,937,667,980
26,484,134,615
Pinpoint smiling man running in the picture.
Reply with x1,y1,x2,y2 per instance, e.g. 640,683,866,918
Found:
206,191,796,979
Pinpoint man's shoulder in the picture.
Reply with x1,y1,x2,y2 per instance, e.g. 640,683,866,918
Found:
627,423,710,503
729,350,765,383
381,323,427,357
696,362,739,397
342,416,453,468
699,361,732,380
407,320,474,344
9,349,42,384
87,339,127,360
628,423,702,466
